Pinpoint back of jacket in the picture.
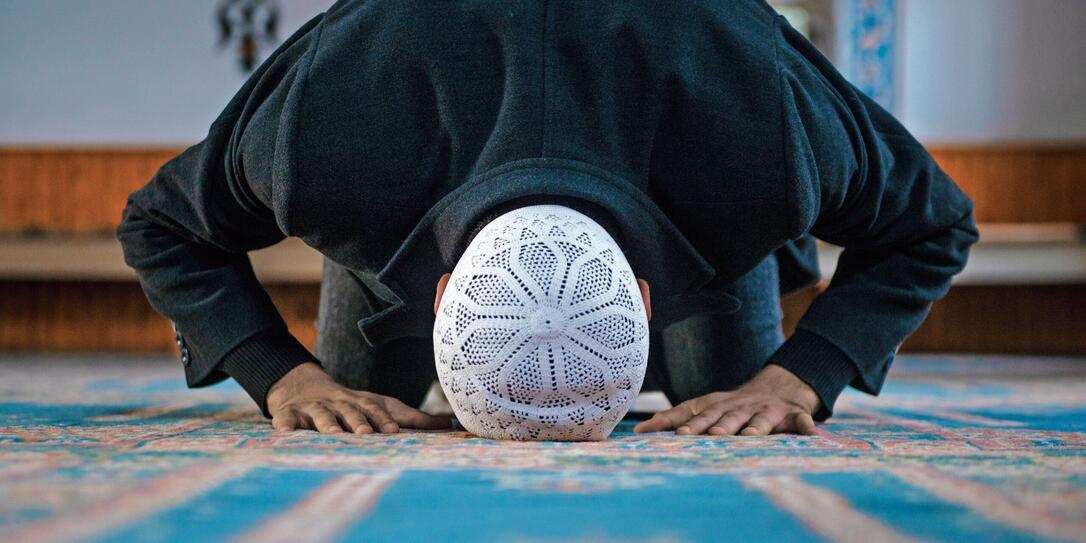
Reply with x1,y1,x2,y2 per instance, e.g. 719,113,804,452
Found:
267,0,789,281
117,0,978,420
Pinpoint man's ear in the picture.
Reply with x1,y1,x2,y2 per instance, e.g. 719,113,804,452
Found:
434,273,452,316
636,278,651,321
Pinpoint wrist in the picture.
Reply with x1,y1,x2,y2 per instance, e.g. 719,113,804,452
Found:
266,362,325,409
753,364,822,415
221,327,318,419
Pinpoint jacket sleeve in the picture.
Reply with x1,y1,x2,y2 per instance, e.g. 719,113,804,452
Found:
115,14,325,417
764,15,980,421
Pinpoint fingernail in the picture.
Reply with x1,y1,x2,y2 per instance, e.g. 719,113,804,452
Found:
381,423,399,433
676,425,691,434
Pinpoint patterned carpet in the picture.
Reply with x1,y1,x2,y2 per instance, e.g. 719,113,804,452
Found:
1,354,1084,543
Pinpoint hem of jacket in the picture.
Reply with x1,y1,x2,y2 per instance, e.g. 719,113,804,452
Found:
221,327,318,419
766,328,859,422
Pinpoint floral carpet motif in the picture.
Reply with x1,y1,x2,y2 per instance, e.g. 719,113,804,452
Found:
1,354,1084,542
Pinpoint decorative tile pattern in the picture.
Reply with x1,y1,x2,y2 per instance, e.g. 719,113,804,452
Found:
847,0,897,111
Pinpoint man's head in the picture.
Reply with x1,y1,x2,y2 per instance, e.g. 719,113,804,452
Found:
432,204,651,440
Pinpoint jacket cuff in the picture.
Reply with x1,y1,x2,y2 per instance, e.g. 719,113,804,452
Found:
221,327,317,419
766,329,859,422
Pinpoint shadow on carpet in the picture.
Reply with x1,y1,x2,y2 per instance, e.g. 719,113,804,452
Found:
0,354,1084,542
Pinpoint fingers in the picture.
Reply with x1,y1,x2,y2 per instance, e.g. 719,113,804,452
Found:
795,412,818,435
676,405,727,435
632,388,821,437
773,411,818,436
356,399,400,433
272,405,337,433
269,394,455,435
633,410,680,433
739,412,776,436
272,409,301,432
308,404,345,434
382,397,453,430
707,410,753,436
633,400,699,433
333,402,374,435
632,414,667,433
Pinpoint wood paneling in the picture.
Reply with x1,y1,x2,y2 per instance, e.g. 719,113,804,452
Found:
0,281,318,353
3,281,1083,355
1,144,1084,232
0,148,178,233
904,284,1086,353
782,284,1086,354
0,145,1083,355
929,144,1086,223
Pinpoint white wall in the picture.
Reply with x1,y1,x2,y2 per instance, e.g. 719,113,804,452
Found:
1,0,1083,145
0,0,332,146
899,0,1086,143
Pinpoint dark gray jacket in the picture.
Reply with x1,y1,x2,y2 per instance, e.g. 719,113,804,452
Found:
116,0,978,421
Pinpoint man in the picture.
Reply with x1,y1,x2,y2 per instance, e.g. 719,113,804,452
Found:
116,0,978,439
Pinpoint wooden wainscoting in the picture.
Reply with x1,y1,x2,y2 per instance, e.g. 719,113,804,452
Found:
4,280,1084,354
2,144,1085,232
781,284,1086,355
0,281,319,352
928,144,1086,223
0,148,179,233
0,144,1083,354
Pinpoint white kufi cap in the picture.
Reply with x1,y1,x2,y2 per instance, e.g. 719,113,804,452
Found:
433,204,649,440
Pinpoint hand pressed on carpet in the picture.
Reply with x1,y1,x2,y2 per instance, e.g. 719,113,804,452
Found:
266,362,453,434
632,364,821,436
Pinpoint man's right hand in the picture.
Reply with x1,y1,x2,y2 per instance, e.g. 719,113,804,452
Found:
266,362,453,434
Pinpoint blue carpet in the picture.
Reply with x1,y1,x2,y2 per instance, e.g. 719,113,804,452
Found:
0,354,1084,542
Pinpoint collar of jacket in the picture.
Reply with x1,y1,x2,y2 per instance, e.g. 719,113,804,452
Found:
355,157,742,347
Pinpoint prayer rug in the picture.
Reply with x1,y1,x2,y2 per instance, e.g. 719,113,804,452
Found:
1,354,1083,542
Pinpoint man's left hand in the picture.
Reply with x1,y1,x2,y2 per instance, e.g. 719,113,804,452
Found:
633,364,821,436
